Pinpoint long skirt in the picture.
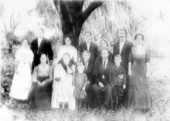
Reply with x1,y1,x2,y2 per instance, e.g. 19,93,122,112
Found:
28,76,52,110
10,62,32,100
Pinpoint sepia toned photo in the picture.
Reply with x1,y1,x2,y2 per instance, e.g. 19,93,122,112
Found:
0,0,170,121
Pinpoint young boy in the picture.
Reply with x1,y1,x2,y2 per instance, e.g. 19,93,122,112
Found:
113,55,126,109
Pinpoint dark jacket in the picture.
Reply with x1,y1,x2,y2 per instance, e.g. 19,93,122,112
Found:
94,60,116,86
112,40,133,74
30,38,53,70
79,42,98,63
82,60,95,85
114,65,126,86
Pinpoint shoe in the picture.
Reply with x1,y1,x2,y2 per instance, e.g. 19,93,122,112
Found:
100,104,108,114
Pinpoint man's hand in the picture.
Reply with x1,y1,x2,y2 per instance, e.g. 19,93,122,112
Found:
102,75,105,79
118,74,124,79
87,81,90,85
98,82,104,88
123,84,126,89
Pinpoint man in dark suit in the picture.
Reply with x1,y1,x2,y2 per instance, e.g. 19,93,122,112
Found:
30,28,53,104
112,28,133,107
79,31,98,63
93,48,116,110
30,28,53,71
81,50,95,109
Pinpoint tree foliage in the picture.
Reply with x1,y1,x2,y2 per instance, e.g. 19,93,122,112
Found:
80,0,139,46
36,0,61,30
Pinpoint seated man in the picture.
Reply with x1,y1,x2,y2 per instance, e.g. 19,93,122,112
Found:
93,48,116,110
112,55,126,109
81,51,95,109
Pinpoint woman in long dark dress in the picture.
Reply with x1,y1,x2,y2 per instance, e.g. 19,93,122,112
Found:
29,54,53,110
128,33,152,111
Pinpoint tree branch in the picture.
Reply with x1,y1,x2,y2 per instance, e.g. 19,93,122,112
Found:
81,1,103,24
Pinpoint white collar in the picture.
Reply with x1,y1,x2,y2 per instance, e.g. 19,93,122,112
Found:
86,42,91,46
103,59,108,63
120,40,125,44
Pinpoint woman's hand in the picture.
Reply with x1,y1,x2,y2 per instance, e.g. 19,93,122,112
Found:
38,81,42,86
41,81,47,86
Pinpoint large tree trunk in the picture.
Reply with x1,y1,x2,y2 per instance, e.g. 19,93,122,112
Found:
54,0,103,48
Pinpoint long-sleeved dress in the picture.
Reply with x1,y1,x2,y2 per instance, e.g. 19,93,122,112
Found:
128,47,152,110
10,47,33,100
73,73,88,99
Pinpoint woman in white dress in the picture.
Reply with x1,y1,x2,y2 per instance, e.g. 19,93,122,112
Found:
51,53,76,110
54,37,77,64
10,39,33,101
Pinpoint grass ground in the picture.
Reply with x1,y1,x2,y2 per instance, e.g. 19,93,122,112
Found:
0,56,170,121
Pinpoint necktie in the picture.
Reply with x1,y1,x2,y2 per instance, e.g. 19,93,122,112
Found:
103,61,106,69
85,62,88,70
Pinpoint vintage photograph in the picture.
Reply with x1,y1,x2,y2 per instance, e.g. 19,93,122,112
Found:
0,0,170,121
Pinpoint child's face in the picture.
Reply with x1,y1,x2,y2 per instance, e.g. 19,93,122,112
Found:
77,65,84,73
114,57,121,66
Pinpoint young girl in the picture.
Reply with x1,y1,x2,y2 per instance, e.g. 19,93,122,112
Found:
73,62,89,110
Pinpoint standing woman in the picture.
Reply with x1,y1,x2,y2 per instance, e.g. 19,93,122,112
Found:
54,37,77,64
128,33,152,111
10,39,33,101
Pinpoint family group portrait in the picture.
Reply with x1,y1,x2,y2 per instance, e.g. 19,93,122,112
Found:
0,0,170,121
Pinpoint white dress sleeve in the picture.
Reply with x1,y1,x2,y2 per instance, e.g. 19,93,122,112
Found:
28,49,34,64
15,49,22,62
72,47,78,63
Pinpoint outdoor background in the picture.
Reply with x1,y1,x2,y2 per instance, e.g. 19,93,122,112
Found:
0,0,170,121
